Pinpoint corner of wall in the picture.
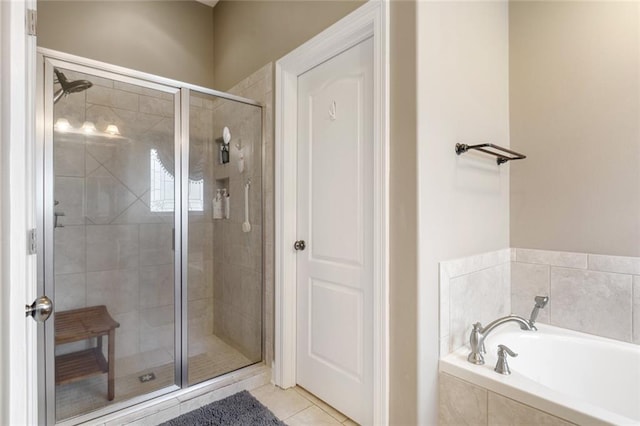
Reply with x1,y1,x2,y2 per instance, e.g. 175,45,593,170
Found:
389,0,419,424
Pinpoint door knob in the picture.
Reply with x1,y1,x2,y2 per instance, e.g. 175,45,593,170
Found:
25,296,53,323
294,240,306,251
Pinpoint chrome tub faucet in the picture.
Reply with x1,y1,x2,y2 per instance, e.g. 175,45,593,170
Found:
467,295,549,365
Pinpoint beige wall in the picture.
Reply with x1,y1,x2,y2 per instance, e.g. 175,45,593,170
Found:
417,1,511,423
389,1,418,424
510,1,640,257
212,0,364,90
37,1,215,87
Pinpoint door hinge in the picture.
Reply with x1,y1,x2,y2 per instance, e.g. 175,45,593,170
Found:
26,9,37,36
28,229,37,255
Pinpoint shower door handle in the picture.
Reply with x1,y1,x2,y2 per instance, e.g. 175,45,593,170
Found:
25,296,53,323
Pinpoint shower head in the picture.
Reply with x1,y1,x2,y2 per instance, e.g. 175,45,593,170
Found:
53,68,93,104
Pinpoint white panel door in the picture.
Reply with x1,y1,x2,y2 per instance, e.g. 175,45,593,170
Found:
296,37,373,425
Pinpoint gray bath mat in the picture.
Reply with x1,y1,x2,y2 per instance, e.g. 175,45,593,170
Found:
160,390,285,426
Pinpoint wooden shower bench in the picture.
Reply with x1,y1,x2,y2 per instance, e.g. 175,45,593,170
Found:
55,305,120,400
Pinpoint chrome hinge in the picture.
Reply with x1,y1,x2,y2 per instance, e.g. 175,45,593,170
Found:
28,229,37,255
26,9,37,36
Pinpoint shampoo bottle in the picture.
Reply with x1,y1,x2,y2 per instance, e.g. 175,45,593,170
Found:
212,189,224,219
222,188,230,219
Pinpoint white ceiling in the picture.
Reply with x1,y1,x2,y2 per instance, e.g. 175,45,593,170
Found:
195,0,219,7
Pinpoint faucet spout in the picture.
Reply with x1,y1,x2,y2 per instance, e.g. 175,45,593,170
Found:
467,315,534,365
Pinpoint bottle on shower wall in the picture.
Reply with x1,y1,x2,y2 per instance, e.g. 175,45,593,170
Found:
212,189,224,220
221,144,230,164
222,188,230,219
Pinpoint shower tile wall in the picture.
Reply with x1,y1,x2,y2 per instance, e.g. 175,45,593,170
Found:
54,70,176,368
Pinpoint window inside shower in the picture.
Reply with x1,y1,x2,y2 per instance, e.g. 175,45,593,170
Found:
47,63,263,423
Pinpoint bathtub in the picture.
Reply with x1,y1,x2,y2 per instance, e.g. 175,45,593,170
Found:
439,323,640,425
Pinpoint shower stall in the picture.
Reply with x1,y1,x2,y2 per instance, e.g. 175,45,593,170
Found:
37,50,264,424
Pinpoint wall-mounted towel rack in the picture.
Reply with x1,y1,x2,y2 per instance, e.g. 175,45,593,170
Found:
455,143,526,165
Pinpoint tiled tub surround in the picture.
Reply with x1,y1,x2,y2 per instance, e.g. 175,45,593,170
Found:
439,248,640,425
511,248,639,344
439,248,640,356
439,372,574,426
440,324,640,424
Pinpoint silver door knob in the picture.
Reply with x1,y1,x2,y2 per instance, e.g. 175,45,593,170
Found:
294,240,306,251
25,296,53,323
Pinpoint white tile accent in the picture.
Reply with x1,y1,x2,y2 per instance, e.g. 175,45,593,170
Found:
439,248,511,355
550,267,633,342
54,273,87,311
515,248,587,269
588,253,640,275
86,268,139,315
55,177,86,226
55,136,86,177
54,225,86,274
634,276,640,344
86,225,139,272
511,262,550,322
449,264,511,351
442,248,511,278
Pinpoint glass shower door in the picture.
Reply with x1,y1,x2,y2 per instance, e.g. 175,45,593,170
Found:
186,91,263,385
46,62,181,422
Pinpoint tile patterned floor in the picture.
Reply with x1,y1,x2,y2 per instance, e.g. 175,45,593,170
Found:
250,384,359,425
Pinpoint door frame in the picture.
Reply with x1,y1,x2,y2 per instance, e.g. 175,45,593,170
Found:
0,0,39,424
274,1,389,423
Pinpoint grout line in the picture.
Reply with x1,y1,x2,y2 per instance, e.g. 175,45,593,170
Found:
280,404,311,421
292,386,348,423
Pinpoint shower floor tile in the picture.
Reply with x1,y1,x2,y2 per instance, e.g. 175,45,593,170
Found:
55,334,253,421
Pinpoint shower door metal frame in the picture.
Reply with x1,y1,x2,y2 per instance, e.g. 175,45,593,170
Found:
39,54,184,426
36,48,264,426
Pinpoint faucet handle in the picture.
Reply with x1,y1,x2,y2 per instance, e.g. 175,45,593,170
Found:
495,344,517,375
497,344,517,358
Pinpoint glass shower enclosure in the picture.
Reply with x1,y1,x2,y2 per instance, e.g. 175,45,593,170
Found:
38,51,263,424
